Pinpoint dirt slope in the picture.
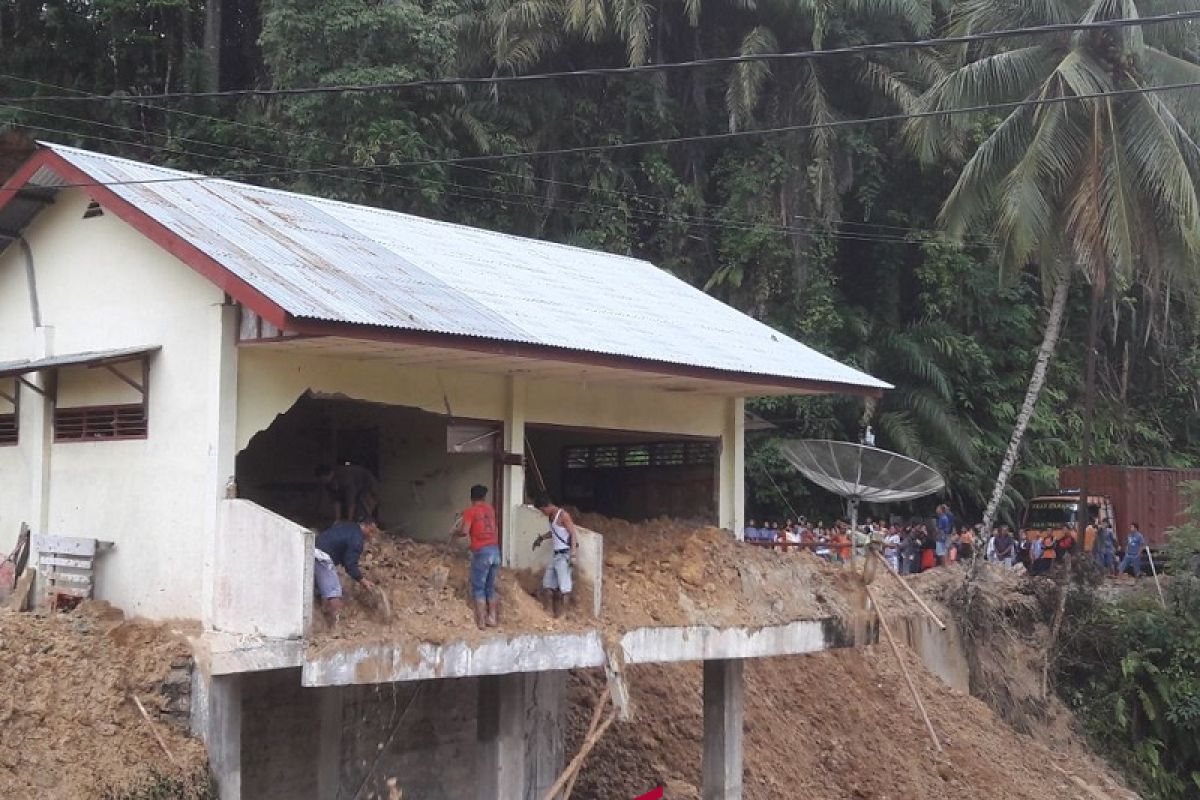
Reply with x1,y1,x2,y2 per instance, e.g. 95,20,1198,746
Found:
567,647,1135,800
0,602,210,799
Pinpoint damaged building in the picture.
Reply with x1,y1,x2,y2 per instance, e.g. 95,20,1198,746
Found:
0,144,889,799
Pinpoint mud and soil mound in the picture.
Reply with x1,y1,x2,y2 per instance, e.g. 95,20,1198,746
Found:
0,602,210,799
308,534,592,652
312,517,856,651
579,514,853,629
566,646,1136,800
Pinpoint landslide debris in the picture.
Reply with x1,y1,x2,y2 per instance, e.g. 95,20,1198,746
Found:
0,601,210,799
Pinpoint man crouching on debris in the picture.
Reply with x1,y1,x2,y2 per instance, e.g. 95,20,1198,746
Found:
451,484,501,629
532,493,579,617
314,517,378,626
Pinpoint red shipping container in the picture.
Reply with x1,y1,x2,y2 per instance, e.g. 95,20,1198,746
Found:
1058,466,1200,549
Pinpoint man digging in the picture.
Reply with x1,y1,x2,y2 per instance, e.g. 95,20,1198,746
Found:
314,517,378,627
532,493,579,618
451,484,501,629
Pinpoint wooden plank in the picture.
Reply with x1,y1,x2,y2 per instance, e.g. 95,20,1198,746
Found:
48,586,90,598
38,556,93,570
33,535,97,556
47,573,92,586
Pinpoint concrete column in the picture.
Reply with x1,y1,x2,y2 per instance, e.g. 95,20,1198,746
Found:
501,375,527,567
201,303,239,629
317,686,345,799
28,326,54,534
193,672,243,800
702,659,744,800
477,670,566,800
718,397,746,536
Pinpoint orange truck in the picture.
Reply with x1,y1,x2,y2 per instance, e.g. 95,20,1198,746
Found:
1022,466,1200,554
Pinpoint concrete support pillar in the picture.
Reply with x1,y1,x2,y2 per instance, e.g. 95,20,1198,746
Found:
28,326,54,534
193,672,243,800
703,659,744,800
317,686,345,799
477,670,566,800
201,303,239,629
718,397,746,536
501,375,527,567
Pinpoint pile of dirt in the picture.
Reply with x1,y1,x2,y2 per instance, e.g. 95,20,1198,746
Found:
0,601,210,799
871,562,1085,740
579,514,854,629
309,533,592,651
566,646,1136,800
313,517,857,651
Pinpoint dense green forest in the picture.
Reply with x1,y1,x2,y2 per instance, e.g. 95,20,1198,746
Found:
2,0,1199,525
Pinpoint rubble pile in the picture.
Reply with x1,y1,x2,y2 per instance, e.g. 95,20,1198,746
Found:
566,646,1136,800
581,514,853,629
0,602,210,798
316,515,858,650
309,534,591,650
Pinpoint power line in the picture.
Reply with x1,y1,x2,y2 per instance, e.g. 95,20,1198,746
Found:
1,78,995,244
1,11,1197,103
23,79,1200,185
8,115,977,248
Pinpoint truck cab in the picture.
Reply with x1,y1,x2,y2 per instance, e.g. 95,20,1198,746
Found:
1021,493,1113,545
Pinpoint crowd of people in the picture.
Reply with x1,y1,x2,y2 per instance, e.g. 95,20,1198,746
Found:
745,503,1153,579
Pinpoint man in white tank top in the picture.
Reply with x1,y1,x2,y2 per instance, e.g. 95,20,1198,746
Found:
532,492,578,617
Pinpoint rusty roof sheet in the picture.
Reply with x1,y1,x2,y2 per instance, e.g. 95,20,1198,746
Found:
37,144,888,392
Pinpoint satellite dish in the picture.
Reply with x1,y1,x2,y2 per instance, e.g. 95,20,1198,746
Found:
778,440,945,504
777,440,945,547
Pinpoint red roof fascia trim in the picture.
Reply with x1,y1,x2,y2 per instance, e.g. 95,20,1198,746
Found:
6,149,290,330
0,149,56,216
286,318,885,399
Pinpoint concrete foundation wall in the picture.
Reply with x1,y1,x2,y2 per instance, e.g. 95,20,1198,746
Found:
208,499,313,639
241,668,320,800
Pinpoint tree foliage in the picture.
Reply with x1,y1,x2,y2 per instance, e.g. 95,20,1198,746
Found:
1,0,1198,529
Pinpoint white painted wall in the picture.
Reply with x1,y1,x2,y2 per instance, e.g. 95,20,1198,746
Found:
209,499,313,639
0,189,226,619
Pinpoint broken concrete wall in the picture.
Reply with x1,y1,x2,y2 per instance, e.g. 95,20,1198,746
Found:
207,499,313,639
508,504,603,615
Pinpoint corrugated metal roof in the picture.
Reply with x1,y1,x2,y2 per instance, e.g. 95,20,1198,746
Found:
0,345,159,379
34,144,889,391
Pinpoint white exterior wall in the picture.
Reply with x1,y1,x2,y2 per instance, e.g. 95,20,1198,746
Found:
0,189,225,619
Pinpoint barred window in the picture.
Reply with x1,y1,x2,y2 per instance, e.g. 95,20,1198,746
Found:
55,404,148,442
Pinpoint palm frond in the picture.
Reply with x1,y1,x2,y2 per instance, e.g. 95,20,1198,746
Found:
725,26,777,132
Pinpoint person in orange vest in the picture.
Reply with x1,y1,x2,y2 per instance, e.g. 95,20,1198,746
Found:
833,528,851,564
1029,532,1058,576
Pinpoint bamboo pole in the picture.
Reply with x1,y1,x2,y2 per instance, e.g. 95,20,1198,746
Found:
130,694,180,768
541,710,618,800
864,585,942,752
873,550,946,630
561,686,612,799
1145,549,1167,609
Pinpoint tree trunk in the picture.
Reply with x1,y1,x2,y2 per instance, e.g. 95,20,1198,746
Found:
1075,280,1103,549
980,275,1072,538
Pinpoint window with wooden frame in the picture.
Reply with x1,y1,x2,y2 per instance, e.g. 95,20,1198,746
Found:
0,380,17,446
53,358,150,443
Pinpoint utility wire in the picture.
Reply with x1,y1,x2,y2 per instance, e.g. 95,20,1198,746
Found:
1,11,1197,103
7,116,973,247
1,85,994,245
19,78,1200,186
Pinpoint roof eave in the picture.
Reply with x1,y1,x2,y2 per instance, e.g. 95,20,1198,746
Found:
284,316,888,399
0,147,291,330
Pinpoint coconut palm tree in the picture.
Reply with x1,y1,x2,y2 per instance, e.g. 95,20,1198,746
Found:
909,0,1200,536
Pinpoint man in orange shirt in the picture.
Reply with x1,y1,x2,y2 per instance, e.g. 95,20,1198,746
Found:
451,484,501,629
